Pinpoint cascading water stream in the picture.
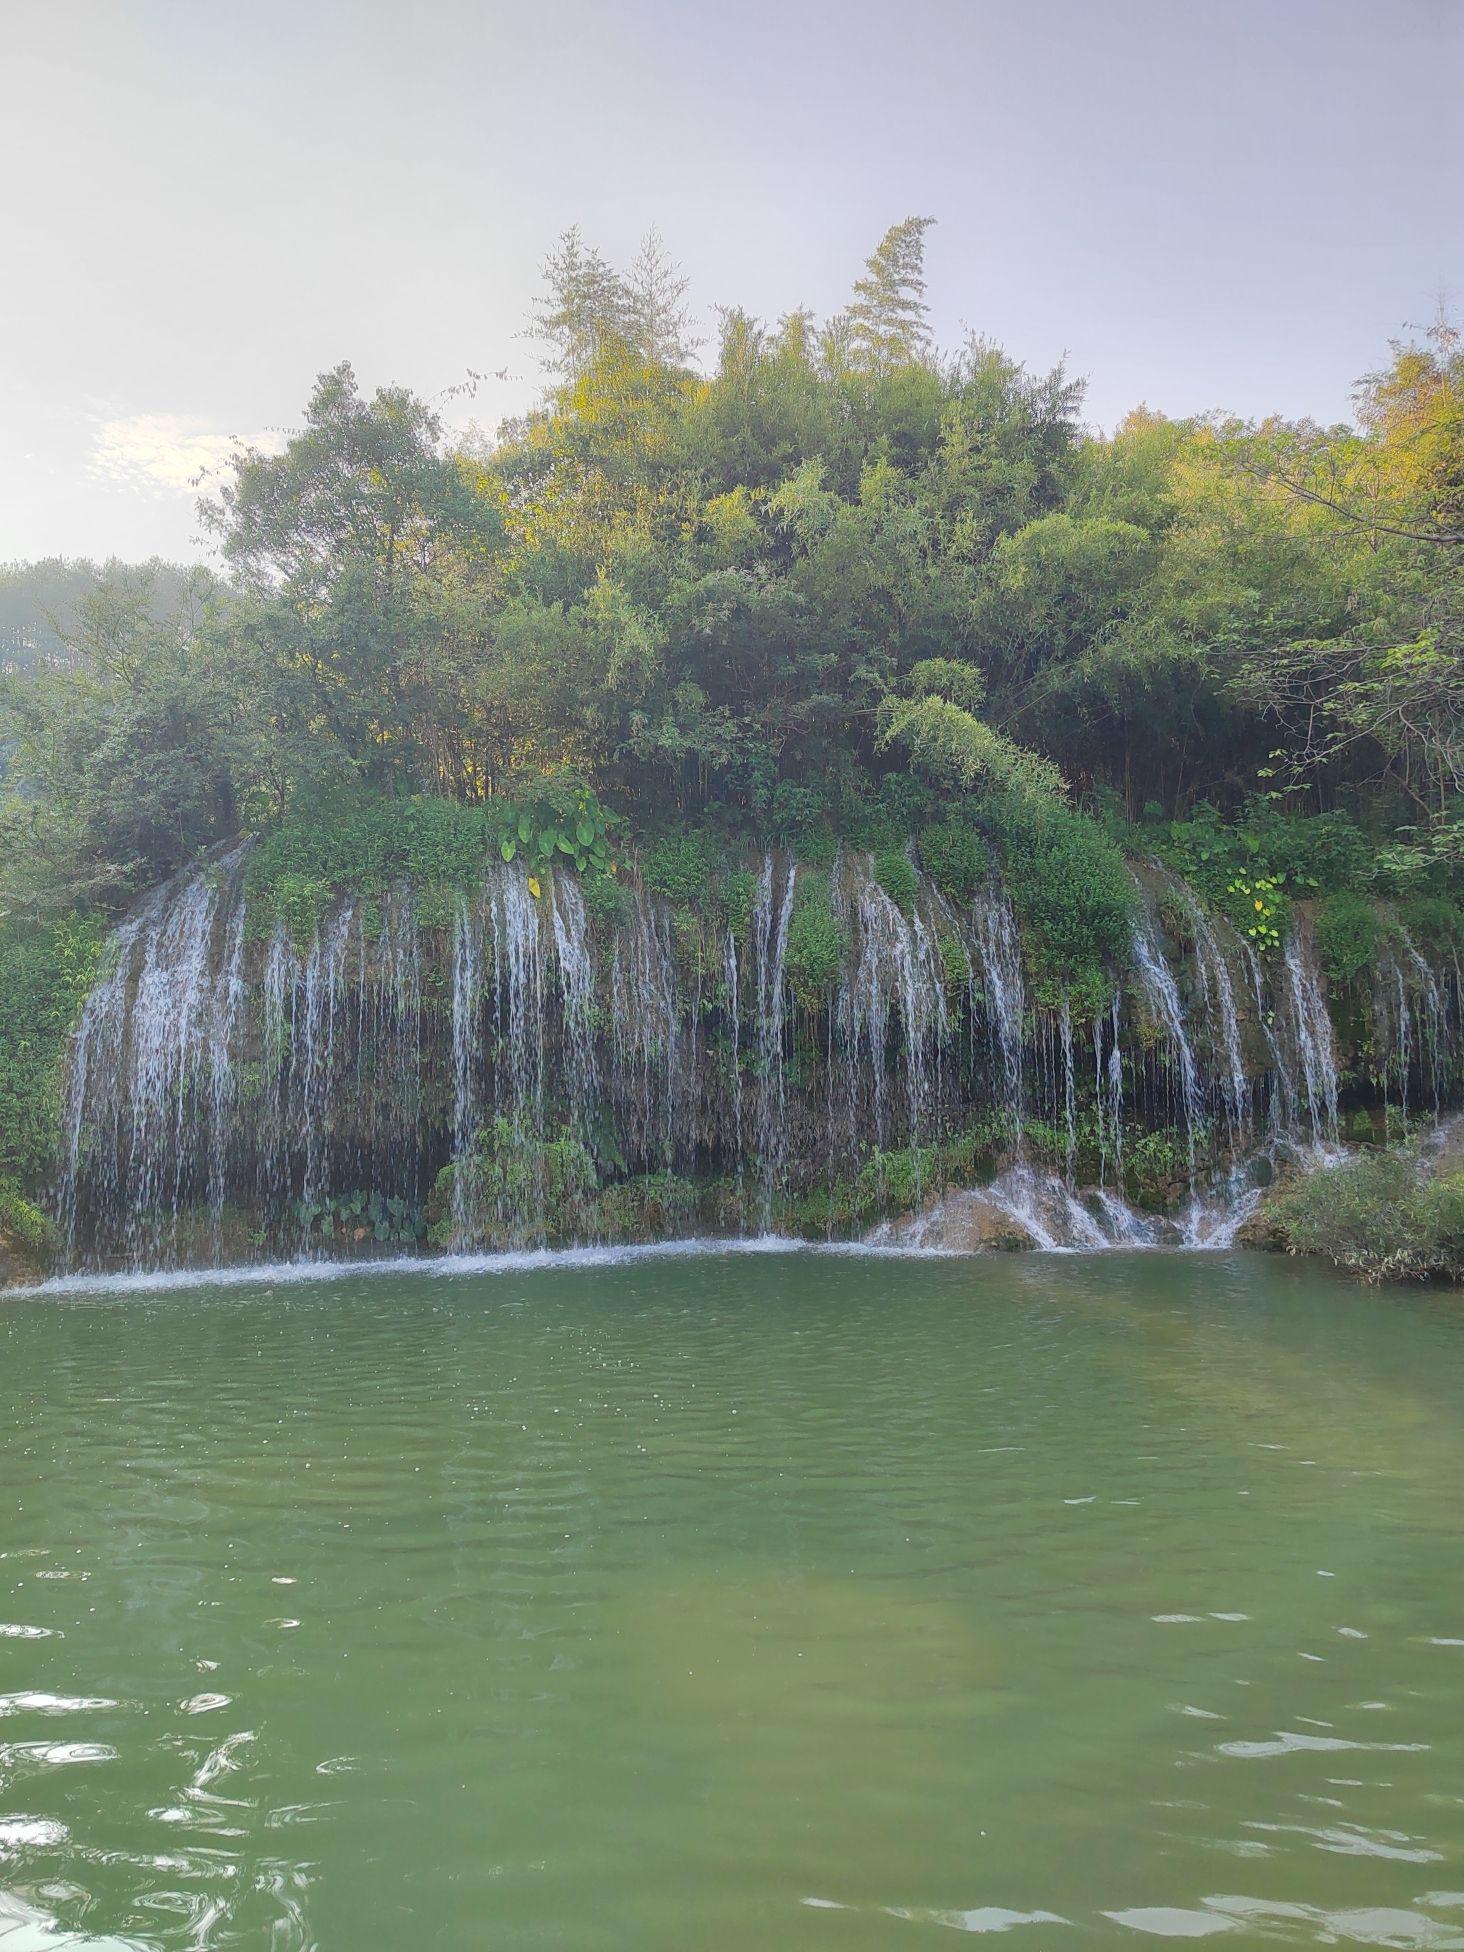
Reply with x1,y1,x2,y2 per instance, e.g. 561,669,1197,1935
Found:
751,854,796,1229
1282,916,1340,1148
1129,898,1202,1185
1180,890,1250,1144
970,885,1027,1152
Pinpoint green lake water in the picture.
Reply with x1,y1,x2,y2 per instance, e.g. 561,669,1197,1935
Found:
4,1246,1464,1949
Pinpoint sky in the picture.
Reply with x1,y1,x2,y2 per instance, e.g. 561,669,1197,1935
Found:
3,0,1461,566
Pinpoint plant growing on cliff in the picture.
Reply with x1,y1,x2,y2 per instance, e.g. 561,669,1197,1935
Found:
429,1118,598,1247
918,819,988,905
1222,873,1286,954
873,848,919,915
0,915,105,1200
784,871,850,1007
1316,891,1379,986
988,802,1136,1014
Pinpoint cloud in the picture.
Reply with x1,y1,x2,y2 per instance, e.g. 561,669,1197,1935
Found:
89,413,283,496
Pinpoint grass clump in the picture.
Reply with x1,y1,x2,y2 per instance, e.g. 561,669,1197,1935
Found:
642,830,722,905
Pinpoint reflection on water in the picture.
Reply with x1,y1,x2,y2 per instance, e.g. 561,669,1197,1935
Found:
3,1250,1464,1948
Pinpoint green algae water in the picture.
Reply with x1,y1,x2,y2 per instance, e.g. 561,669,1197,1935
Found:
4,1248,1464,1949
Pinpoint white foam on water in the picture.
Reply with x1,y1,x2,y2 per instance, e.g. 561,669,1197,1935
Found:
12,1235,813,1299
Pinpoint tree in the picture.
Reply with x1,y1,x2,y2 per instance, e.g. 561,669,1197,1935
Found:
0,567,241,907
202,364,502,798
625,230,699,368
845,217,937,373
528,227,634,381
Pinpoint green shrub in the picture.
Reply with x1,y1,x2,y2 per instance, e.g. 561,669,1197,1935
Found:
1247,810,1369,896
722,867,756,941
1218,873,1288,954
907,656,987,714
0,1183,53,1262
1399,897,1463,955
784,872,850,1007
1316,892,1379,986
1158,806,1367,911
873,847,919,914
579,871,630,930
990,802,1136,1012
295,1189,425,1247
592,1173,697,1241
767,779,838,864
429,1117,597,1248
0,915,107,1193
1268,1149,1464,1284
259,870,333,946
918,821,988,905
938,929,970,990
642,830,721,904
247,784,614,936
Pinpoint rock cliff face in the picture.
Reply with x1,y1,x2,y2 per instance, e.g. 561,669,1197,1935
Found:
0,1232,42,1289
52,847,1463,1273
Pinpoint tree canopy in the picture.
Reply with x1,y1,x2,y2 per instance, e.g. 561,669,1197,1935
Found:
2,222,1461,921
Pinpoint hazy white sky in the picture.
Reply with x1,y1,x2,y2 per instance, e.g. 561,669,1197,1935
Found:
3,0,1461,564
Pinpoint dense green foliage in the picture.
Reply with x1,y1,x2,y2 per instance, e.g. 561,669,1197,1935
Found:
785,872,850,1009
989,802,1138,1011
1269,1150,1464,1285
0,915,105,1223
1316,892,1381,986
917,818,989,906
244,782,615,940
2,219,1462,1169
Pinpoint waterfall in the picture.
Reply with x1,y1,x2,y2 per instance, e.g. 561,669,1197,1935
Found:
1180,891,1249,1143
208,886,249,1256
1398,928,1445,1117
751,854,796,1227
1281,916,1339,1147
52,843,1462,1273
449,893,484,1246
838,855,947,1160
488,865,549,1232
1241,939,1293,1138
60,855,249,1267
300,898,357,1225
722,927,744,1180
1129,899,1201,1182
970,886,1027,1151
58,899,155,1264
551,873,600,1140
1104,995,1125,1184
